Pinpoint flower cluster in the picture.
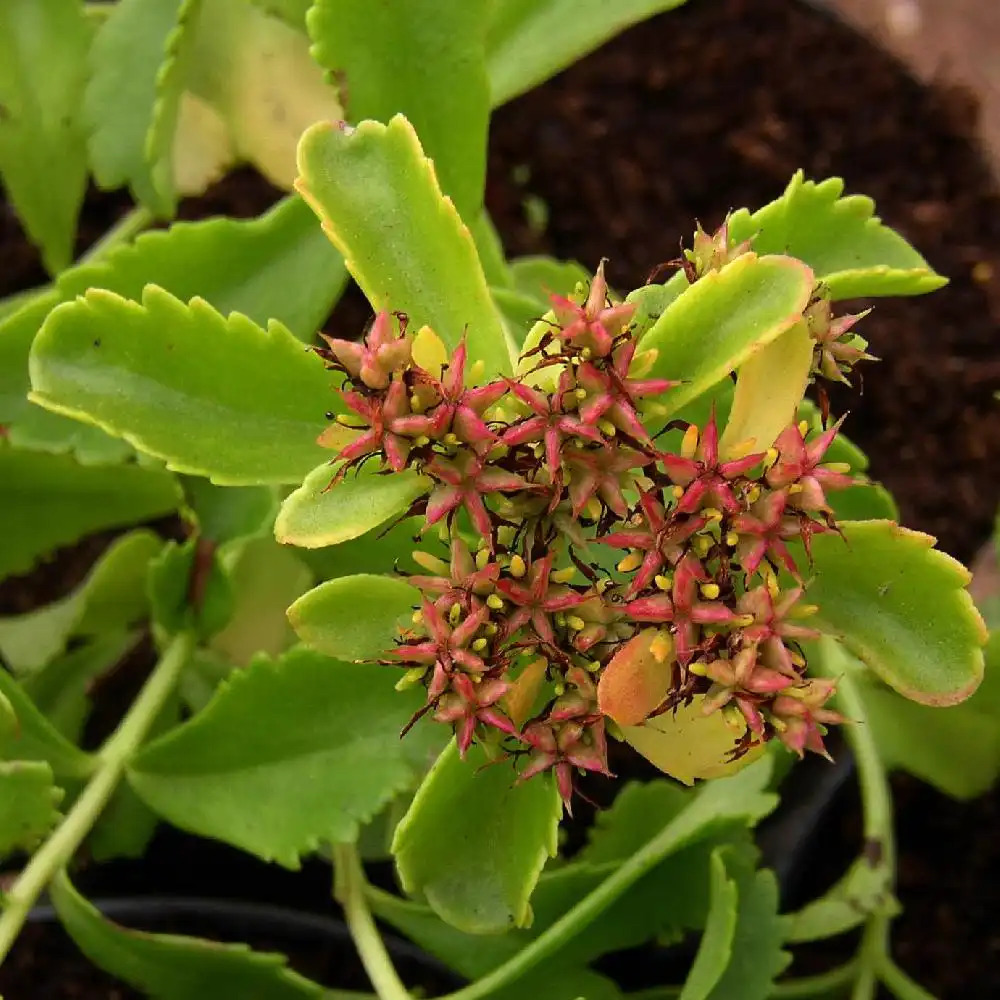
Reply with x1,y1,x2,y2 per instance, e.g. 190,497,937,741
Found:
318,253,867,807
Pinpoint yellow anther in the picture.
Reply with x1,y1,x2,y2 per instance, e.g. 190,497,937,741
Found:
411,610,424,625
596,578,612,594
472,637,488,652
486,594,505,611
395,667,426,691
654,574,672,591
693,535,713,556
617,551,644,573
798,420,810,437
509,554,527,578
702,507,723,522
598,419,617,437
725,531,740,547
681,423,700,460
475,548,490,570
484,622,498,636
566,615,586,631
824,462,852,475
670,485,685,500
581,347,593,360
551,566,576,584
575,387,588,400
745,485,761,504
735,614,756,627
700,582,721,600
650,632,673,663
335,414,360,427
787,483,803,495
449,602,462,625
584,497,603,520
443,432,460,445
414,435,430,447
586,660,601,673
792,603,819,618
687,661,708,677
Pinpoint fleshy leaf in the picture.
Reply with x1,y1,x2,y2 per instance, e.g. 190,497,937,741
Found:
598,629,674,726
183,480,278,546
296,115,511,378
147,538,235,641
185,0,343,190
50,871,328,999
0,447,180,583
29,286,333,485
852,632,1000,800
128,648,445,867
0,0,89,273
276,464,430,549
0,760,63,856
639,254,814,418
719,320,813,456
308,0,491,219
0,529,162,672
392,740,561,933
679,851,738,1000
806,521,986,705
727,173,946,299
0,668,94,779
83,0,201,214
620,696,766,785
486,0,689,106
287,575,418,662
702,851,789,999
209,537,312,667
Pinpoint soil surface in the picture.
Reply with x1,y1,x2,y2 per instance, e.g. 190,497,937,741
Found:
2,0,999,997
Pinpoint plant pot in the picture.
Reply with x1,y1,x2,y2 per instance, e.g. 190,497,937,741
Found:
5,898,463,999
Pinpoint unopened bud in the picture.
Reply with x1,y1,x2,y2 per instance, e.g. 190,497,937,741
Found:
449,602,462,625
700,582,720,600
509,554,527,578
598,419,617,437
566,615,586,631
472,637,488,652
475,548,490,570
486,594,505,611
725,531,739,547
552,566,576,584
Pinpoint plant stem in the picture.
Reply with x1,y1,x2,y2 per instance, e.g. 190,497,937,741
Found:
878,956,937,1000
0,632,193,965
333,843,411,1000
80,205,155,265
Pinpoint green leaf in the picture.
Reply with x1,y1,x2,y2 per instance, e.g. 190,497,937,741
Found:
727,173,946,299
806,521,986,705
50,870,328,999
83,0,201,214
853,632,1000,799
0,668,94,779
20,632,140,743
287,575,418,662
0,0,89,273
0,447,180,582
129,648,444,867
148,538,235,640
60,196,347,343
786,854,897,943
247,0,311,29
392,739,561,933
209,537,312,667
30,286,333,484
680,851,738,1000
297,515,421,582
183,480,278,546
0,760,62,856
276,464,430,549
296,115,511,378
185,0,343,191
0,530,162,672
486,0,689,106
704,852,788,1000
639,254,814,418
491,967,624,1000
509,256,591,304
0,291,62,426
308,0,491,219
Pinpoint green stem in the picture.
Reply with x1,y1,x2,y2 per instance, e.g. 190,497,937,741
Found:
435,802,732,1000
878,956,937,1000
80,206,154,265
0,632,193,965
333,843,411,1000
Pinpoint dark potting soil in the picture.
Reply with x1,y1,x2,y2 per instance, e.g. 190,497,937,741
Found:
2,0,999,996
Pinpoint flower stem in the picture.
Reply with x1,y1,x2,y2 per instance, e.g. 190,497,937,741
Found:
333,843,411,1000
0,632,193,965
878,955,937,1000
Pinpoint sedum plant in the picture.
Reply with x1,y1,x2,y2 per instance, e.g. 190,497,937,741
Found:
0,3,995,1000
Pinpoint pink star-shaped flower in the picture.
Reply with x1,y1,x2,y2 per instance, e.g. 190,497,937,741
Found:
495,553,588,645
765,417,853,512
